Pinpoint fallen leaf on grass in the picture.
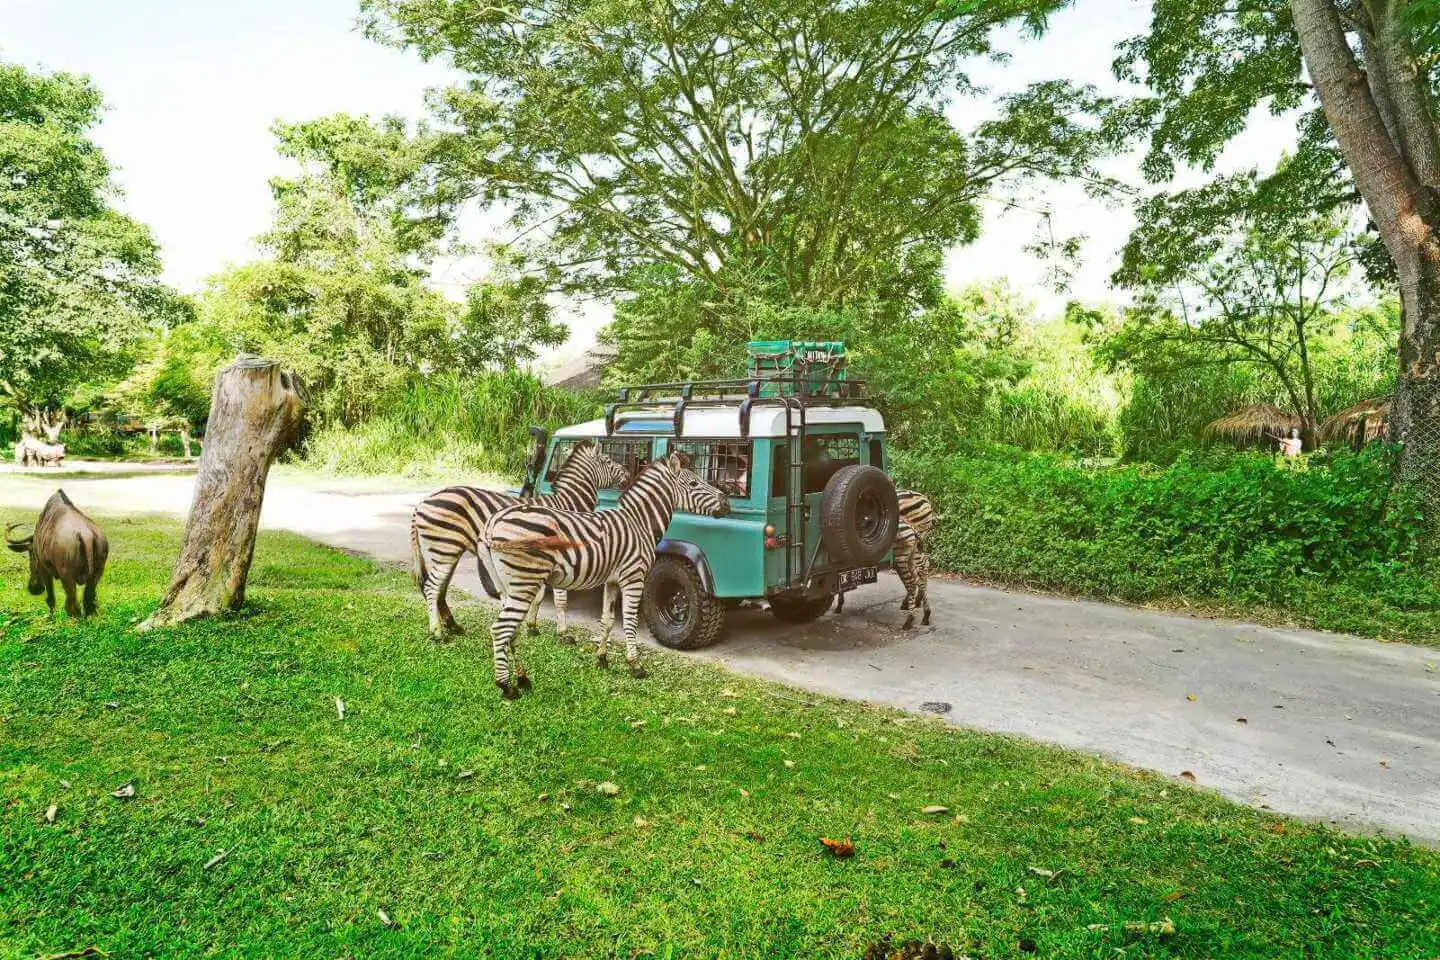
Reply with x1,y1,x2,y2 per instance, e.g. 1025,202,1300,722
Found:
44,804,57,824
334,698,346,721
739,788,750,798
722,707,737,716
377,908,393,927
1027,866,1057,879
783,760,795,769
111,783,135,800
1122,918,1176,936
632,816,648,828
457,770,475,780
39,948,109,960
921,805,948,815
1127,816,1147,825
1162,890,1186,903
203,849,229,870
1268,822,1287,834
819,836,854,858
596,781,621,796
1178,771,1197,783
720,688,740,699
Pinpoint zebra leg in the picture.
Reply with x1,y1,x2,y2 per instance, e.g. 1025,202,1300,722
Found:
595,582,616,669
524,586,545,637
437,576,465,636
621,580,646,679
836,591,846,614
421,544,462,639
554,588,574,642
919,553,932,627
490,583,540,699
898,553,920,631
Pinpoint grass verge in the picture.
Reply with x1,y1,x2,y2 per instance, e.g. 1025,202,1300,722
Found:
2,517,1437,958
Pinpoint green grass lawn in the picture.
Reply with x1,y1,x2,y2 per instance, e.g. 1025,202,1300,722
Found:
1,516,1437,959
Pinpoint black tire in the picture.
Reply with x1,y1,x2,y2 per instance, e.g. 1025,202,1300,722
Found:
819,464,899,566
769,594,834,624
643,556,727,650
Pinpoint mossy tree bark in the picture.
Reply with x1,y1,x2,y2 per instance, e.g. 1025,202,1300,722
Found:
140,357,305,630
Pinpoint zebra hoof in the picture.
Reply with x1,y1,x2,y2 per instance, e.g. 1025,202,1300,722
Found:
558,629,579,645
628,662,648,679
446,622,467,636
498,681,522,700
595,653,609,670
517,674,533,692
922,611,932,626
899,597,911,611
901,615,916,631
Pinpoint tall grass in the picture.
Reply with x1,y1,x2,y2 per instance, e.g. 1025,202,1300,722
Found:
302,371,601,480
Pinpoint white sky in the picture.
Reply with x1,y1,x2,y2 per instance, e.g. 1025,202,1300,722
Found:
1,0,1300,362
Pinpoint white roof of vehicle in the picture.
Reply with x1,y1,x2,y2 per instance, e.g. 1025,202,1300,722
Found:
554,404,886,439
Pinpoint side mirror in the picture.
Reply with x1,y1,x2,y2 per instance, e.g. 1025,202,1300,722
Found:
520,426,549,497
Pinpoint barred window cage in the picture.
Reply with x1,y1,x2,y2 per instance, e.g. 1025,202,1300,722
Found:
599,438,654,481
543,439,582,481
673,440,753,498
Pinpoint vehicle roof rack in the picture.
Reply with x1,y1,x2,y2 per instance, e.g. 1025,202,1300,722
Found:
603,371,871,438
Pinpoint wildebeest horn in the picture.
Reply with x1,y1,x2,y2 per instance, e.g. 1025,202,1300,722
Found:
4,522,33,551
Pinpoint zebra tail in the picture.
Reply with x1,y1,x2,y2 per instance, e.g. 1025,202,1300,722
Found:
489,535,583,554
409,511,425,591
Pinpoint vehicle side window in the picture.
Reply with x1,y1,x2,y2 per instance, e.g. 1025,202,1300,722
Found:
672,440,752,497
771,442,788,497
802,434,859,494
599,438,653,482
543,439,582,481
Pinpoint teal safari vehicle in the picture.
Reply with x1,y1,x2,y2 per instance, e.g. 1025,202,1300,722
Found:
518,342,901,650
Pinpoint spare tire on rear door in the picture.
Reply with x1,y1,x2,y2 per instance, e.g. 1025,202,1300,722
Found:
819,464,899,567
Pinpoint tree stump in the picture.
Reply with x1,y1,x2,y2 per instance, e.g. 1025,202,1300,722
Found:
140,357,305,630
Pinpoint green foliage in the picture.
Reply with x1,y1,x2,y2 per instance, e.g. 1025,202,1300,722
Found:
3,516,1437,957
302,370,599,479
0,61,180,410
198,115,567,428
895,445,1440,642
365,0,1123,359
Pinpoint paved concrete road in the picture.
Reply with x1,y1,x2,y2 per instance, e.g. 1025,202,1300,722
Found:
3,462,1437,841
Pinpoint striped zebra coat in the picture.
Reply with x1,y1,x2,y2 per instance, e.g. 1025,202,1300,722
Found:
483,451,730,697
837,487,934,628
409,440,628,638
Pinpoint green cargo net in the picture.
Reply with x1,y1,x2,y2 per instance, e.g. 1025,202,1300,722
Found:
744,341,847,398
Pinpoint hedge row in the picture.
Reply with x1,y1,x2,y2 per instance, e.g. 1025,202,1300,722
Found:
893,445,1440,642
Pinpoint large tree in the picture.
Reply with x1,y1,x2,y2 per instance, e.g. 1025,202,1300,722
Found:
362,0,1123,375
0,61,174,425
1118,0,1440,518
201,115,566,427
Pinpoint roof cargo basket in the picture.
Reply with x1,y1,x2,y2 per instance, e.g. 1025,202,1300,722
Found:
744,341,847,398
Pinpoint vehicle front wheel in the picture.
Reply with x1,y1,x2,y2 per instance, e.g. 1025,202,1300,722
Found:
643,556,727,650
768,594,834,624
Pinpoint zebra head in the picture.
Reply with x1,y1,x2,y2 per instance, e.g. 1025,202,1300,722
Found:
670,451,730,518
566,439,631,490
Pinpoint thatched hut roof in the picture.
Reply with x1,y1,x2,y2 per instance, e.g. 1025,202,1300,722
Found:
1204,402,1303,447
1319,395,1391,449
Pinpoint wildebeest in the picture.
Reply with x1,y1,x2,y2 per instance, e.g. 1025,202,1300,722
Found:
5,490,108,618
12,436,64,467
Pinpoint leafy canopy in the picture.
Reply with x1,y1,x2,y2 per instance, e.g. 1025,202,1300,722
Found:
0,60,176,411
363,0,1125,377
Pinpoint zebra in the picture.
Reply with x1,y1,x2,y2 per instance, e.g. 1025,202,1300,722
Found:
482,451,730,697
408,440,629,639
836,488,934,628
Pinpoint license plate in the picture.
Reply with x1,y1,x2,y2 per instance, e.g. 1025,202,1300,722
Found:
838,567,877,593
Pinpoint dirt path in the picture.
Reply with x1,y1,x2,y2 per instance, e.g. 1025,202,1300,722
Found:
4,462,1437,842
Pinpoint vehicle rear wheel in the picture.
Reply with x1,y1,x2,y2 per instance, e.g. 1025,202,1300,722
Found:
643,556,727,650
819,464,899,567
768,594,834,624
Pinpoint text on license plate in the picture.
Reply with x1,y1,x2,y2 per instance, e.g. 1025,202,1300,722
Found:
838,567,878,592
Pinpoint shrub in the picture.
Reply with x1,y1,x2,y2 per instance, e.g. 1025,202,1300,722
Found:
301,370,600,479
893,445,1440,641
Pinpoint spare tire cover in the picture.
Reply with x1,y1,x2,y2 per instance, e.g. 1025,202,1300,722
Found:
819,464,899,566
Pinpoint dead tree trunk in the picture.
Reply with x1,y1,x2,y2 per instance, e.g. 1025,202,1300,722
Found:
140,357,305,630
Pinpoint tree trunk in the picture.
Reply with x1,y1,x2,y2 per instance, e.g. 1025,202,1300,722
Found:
1290,0,1440,524
139,357,305,630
